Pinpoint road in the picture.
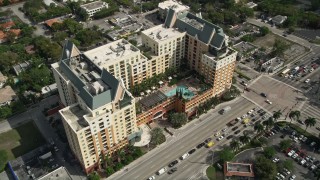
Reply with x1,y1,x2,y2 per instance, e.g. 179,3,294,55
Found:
246,18,312,48
108,97,259,180
0,2,48,37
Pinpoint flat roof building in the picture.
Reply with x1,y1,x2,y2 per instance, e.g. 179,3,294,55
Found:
224,162,255,179
81,1,108,17
38,167,72,180
158,0,189,20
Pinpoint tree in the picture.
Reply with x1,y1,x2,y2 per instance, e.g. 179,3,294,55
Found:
271,39,289,57
0,106,12,118
88,172,100,180
169,112,188,128
305,117,316,131
114,163,123,171
273,110,282,121
282,159,294,171
263,118,274,131
254,156,277,179
263,146,276,158
230,140,240,152
105,166,115,176
239,132,251,145
0,150,7,172
116,149,125,163
279,139,292,151
218,148,235,162
260,26,270,36
150,127,166,146
6,31,17,43
288,110,300,124
254,123,264,133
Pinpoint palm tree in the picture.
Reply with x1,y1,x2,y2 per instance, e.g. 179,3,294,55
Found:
288,110,301,124
150,127,165,146
239,132,251,145
230,140,240,152
254,123,264,134
263,117,274,131
273,110,282,121
305,117,316,131
117,149,125,163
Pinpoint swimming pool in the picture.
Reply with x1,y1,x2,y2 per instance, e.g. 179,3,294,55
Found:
165,85,194,100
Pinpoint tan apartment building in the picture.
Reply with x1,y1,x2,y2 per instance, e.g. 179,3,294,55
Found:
141,25,186,73
52,41,140,174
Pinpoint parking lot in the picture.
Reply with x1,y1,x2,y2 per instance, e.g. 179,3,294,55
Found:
266,125,320,180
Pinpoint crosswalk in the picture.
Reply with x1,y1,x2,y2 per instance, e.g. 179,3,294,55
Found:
300,104,320,121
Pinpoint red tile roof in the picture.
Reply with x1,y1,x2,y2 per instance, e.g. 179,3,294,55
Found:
224,162,255,178
45,18,61,27
0,21,15,29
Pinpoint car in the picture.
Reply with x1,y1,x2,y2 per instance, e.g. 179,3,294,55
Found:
222,127,228,132
277,173,285,179
204,138,212,143
310,165,317,170
206,141,215,148
232,126,239,131
196,142,205,149
167,167,177,174
258,109,264,113
188,149,196,155
234,130,241,134
305,162,312,168
168,160,178,167
283,168,291,176
316,127,320,131
226,135,234,140
54,146,59,152
305,79,310,83
241,114,247,119
147,176,155,180
275,176,282,180
217,135,224,141
261,93,267,97
287,150,295,157
247,110,254,114
265,99,272,104
180,153,189,160
272,157,280,163
292,153,298,159
289,175,296,180
300,159,306,165
236,117,241,121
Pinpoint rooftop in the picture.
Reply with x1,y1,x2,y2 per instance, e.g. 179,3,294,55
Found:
0,71,7,82
142,25,185,42
45,18,62,27
81,1,108,11
140,91,167,109
60,104,89,131
38,167,72,180
224,162,254,177
158,0,189,12
233,41,258,54
83,39,140,66
0,86,17,104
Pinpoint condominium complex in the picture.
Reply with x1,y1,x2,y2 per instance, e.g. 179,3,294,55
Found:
52,3,237,174
52,41,140,173
158,0,190,21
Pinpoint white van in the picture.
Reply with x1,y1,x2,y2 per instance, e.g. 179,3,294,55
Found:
180,153,189,160
156,167,167,175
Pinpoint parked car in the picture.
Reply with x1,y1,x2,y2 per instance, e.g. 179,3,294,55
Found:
196,142,205,149
261,93,267,97
272,157,280,163
147,176,155,180
217,135,224,141
168,160,178,167
188,149,196,155
167,167,177,174
235,130,241,134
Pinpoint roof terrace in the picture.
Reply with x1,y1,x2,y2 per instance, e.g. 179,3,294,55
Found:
83,39,140,67
60,105,89,132
142,25,185,42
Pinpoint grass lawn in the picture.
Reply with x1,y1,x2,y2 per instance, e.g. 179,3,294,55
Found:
206,166,216,180
0,121,46,160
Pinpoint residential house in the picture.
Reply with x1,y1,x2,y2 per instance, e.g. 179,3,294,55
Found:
0,86,17,106
0,71,7,88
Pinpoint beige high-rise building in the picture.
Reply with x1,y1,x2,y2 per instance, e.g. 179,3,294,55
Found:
52,41,140,173
141,25,186,75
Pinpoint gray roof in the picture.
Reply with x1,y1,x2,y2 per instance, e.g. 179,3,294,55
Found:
60,41,119,110
171,12,226,49
140,91,167,108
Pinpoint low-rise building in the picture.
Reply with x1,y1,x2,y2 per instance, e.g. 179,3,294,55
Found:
0,86,17,106
272,15,287,25
45,18,62,29
38,167,72,180
224,162,255,179
12,61,31,75
81,1,108,17
41,83,58,97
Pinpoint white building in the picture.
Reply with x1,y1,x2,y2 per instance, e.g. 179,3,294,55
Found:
158,0,189,20
80,1,108,17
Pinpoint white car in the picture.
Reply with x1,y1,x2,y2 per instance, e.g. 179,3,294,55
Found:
222,127,228,132
310,165,317,170
147,176,155,180
289,175,296,180
305,79,310,83
300,159,306,165
292,153,298,159
287,150,295,157
218,135,224,141
214,132,221,137
266,99,272,104
272,157,280,163
241,114,247,119
247,110,254,114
